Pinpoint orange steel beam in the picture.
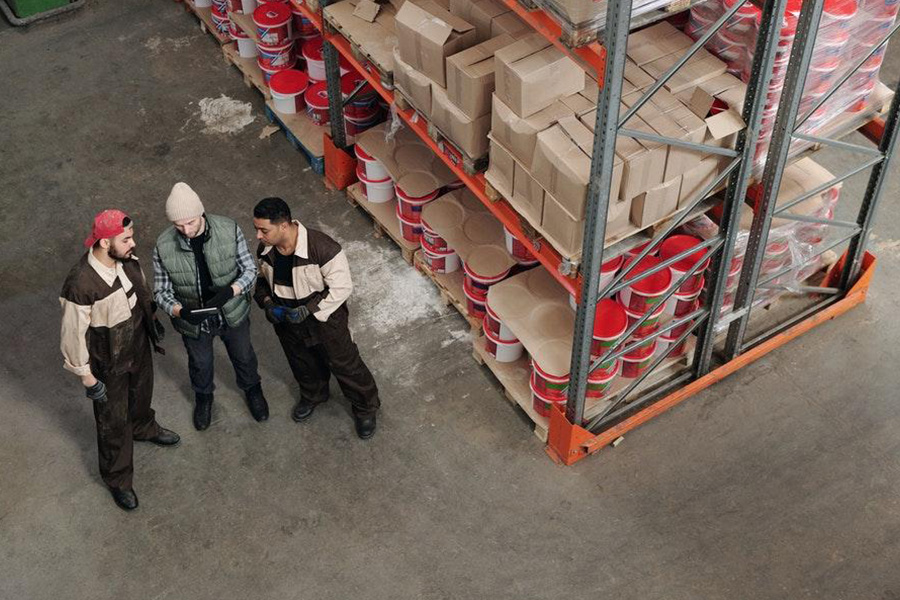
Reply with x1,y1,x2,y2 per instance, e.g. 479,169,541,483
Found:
289,0,323,32
546,251,877,466
497,0,607,77
325,31,581,296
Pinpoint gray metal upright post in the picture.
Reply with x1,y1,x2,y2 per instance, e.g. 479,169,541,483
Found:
723,0,825,360
838,82,900,290
692,0,792,374
565,0,633,426
321,0,348,149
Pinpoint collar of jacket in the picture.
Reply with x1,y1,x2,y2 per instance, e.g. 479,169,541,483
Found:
261,220,308,259
87,249,135,292
175,214,211,251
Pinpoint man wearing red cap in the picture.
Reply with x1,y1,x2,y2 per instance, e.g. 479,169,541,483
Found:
60,210,180,511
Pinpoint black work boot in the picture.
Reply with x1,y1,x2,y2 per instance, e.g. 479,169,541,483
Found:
291,398,316,422
110,488,139,511
354,413,377,440
194,392,213,431
245,384,269,422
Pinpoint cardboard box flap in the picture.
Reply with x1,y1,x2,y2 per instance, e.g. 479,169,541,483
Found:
705,110,745,140
486,267,574,376
449,33,513,75
353,0,381,22
403,0,474,37
557,115,594,157
688,87,716,119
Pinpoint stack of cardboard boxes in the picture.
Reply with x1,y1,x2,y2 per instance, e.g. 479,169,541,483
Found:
392,0,529,159
485,21,750,257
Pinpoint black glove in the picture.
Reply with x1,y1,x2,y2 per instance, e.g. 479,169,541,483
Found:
85,380,108,403
153,318,165,343
180,307,211,325
208,287,235,309
284,305,311,324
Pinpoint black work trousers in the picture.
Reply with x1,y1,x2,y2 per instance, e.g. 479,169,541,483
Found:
92,322,160,491
181,317,261,395
274,304,380,417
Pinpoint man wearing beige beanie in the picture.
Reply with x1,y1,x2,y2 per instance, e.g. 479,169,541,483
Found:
152,182,268,430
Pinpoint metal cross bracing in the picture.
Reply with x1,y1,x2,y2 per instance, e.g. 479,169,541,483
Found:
566,0,791,432
722,0,900,359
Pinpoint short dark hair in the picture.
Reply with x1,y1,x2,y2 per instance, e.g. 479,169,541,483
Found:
254,197,292,224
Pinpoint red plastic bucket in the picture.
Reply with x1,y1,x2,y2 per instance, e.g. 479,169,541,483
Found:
421,236,460,274
618,256,672,313
503,226,536,264
396,185,439,222
464,260,511,297
291,6,317,38
302,37,352,81
483,319,524,363
211,4,230,34
531,360,569,401
356,165,393,204
256,39,294,70
421,218,448,250
586,362,619,399
658,333,689,359
659,234,710,294
484,300,517,342
354,144,390,181
463,277,487,319
619,300,666,338
254,3,293,45
396,204,423,244
258,56,296,85
621,342,658,378
227,0,257,14
269,69,308,114
530,373,566,418
230,22,258,58
304,80,330,125
590,298,628,376
665,283,703,316
341,72,379,119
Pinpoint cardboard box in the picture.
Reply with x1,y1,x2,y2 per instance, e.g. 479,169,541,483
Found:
491,10,529,36
392,46,434,117
494,32,585,118
559,88,595,117
395,0,477,87
627,21,692,66
511,160,544,226
532,116,623,220
678,156,719,209
446,34,514,119
450,0,509,42
490,93,573,167
688,87,746,149
663,49,727,94
624,60,655,91
631,176,682,228
431,83,492,157
485,138,515,199
541,192,583,257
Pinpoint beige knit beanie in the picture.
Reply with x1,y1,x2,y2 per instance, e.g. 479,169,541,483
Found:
165,182,205,222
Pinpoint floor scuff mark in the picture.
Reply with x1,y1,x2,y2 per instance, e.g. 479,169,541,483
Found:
196,95,256,135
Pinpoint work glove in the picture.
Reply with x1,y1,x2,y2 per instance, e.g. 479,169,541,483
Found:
180,307,211,325
85,380,108,403
284,305,311,324
208,287,235,309
263,299,288,324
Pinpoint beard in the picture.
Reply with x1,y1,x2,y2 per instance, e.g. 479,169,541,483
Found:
108,245,134,261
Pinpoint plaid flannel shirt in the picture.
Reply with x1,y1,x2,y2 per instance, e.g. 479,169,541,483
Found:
152,221,257,333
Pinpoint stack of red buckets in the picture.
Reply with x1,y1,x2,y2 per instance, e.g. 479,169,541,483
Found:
211,0,231,35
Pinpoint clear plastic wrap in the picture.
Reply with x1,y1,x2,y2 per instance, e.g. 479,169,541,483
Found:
685,0,896,168
534,0,682,46
678,173,841,318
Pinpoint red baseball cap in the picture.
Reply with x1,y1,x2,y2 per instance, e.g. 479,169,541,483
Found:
84,209,131,248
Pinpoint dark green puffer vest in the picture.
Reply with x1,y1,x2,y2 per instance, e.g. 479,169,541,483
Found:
156,214,251,338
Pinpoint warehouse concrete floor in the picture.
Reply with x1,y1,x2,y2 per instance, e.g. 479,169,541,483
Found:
2,2,900,598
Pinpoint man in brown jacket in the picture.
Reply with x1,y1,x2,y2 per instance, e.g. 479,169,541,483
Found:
60,210,180,511
252,197,380,439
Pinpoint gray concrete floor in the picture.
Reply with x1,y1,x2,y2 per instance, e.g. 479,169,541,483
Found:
2,1,900,598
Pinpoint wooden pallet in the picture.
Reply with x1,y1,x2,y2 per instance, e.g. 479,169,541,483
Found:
346,183,418,265
263,102,327,175
322,4,394,90
222,43,271,99
426,121,489,176
413,252,483,331
472,335,549,443
184,0,231,44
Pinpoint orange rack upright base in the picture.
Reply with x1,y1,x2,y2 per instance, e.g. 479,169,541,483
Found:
546,251,877,466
